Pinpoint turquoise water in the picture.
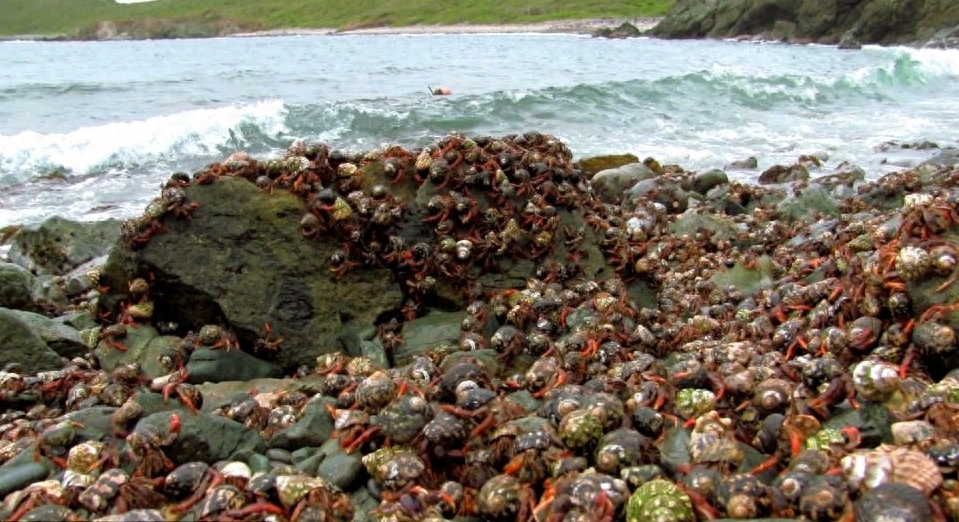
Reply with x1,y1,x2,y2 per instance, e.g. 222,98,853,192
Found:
1,33,958,226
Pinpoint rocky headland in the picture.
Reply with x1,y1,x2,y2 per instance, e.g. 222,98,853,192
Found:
651,0,959,47
2,133,959,520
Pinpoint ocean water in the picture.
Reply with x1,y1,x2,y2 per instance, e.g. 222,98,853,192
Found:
2,33,959,227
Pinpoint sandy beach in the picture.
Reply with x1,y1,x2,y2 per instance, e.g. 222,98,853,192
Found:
232,18,661,38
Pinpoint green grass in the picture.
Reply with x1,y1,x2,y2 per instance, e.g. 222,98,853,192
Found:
0,0,672,37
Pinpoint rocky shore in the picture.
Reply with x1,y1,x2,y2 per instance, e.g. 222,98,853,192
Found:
2,132,959,521
652,0,959,48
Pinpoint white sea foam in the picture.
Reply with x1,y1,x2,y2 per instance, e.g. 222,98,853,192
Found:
0,99,288,186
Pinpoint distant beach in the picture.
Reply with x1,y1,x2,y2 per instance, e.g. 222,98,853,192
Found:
231,18,662,37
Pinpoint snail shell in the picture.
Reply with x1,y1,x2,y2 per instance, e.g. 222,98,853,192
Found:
842,445,942,495
895,246,931,281
753,378,794,413
851,359,900,402
912,321,956,356
853,482,933,522
626,479,695,522
845,316,883,352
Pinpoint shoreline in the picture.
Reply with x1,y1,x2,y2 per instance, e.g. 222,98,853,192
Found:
1,18,662,41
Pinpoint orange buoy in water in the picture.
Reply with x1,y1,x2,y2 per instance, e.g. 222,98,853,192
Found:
429,85,452,95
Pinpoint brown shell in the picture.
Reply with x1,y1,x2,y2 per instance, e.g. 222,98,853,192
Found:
843,445,943,495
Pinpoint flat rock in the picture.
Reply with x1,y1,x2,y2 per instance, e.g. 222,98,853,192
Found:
0,307,65,373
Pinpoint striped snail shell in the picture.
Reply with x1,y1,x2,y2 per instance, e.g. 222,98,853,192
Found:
753,378,794,413
842,445,943,495
851,359,901,402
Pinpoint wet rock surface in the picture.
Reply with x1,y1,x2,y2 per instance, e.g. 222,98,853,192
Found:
3,132,959,521
652,0,959,46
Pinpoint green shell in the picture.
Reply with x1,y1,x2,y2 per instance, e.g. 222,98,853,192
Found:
626,479,695,522
559,408,604,450
675,388,717,420
804,428,845,451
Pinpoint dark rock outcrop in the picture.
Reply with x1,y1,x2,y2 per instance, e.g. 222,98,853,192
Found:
593,22,643,38
652,0,959,46
98,176,403,371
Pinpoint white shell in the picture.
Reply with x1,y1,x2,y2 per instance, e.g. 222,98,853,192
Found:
220,461,252,480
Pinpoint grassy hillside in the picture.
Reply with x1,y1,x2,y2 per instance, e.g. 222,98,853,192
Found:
0,0,672,37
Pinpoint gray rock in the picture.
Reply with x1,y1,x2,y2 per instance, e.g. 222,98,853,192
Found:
269,395,336,450
293,451,325,475
186,347,283,384
724,156,758,170
93,324,161,372
0,461,50,497
66,405,117,443
0,262,36,311
135,410,267,465
775,187,839,222
593,22,643,39
670,210,741,241
7,217,121,276
316,437,365,490
64,255,107,297
690,169,729,195
628,178,689,214
6,309,88,359
758,164,809,184
920,146,959,168
30,274,69,312
97,177,403,371
0,307,64,373
395,311,465,367
592,163,657,203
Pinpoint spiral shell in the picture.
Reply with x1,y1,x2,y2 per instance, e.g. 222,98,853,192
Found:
66,440,105,474
689,412,744,467
674,388,717,420
477,474,523,519
594,428,646,475
558,408,603,451
799,475,849,522
895,246,931,281
753,378,794,413
842,445,942,495
455,239,473,261
845,316,883,351
716,473,769,519
912,321,957,356
362,446,425,490
414,148,432,171
354,370,396,410
275,475,330,510
626,479,695,522
852,359,901,402
930,244,958,275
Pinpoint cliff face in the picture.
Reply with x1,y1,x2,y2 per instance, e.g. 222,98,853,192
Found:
651,0,959,46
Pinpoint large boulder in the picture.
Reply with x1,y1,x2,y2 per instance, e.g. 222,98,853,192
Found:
0,308,64,373
7,217,120,276
0,262,36,312
96,133,616,374
652,0,959,45
98,177,403,371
